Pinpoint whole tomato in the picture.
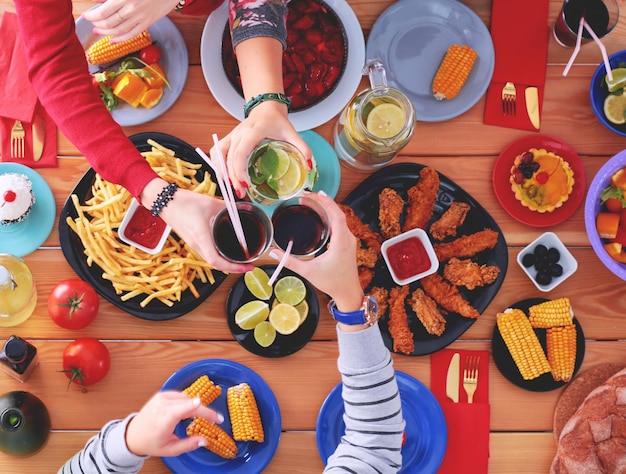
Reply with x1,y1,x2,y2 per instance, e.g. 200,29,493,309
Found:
48,279,99,329
61,338,110,390
139,44,162,64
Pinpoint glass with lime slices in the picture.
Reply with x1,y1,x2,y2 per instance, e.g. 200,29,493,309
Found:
333,59,415,171
246,140,308,205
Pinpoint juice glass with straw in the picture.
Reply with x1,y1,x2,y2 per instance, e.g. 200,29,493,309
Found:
553,0,619,47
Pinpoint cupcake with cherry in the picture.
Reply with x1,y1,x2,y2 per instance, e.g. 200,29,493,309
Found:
0,173,35,225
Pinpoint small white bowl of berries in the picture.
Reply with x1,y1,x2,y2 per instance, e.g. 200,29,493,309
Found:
517,232,577,292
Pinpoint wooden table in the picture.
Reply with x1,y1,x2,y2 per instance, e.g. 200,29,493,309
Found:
1,0,626,472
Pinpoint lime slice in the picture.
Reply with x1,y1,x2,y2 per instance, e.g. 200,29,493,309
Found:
235,300,269,330
603,93,626,124
295,299,309,325
365,103,406,139
274,276,306,306
254,321,276,347
606,68,626,93
276,160,303,197
269,303,301,335
244,267,273,300
272,148,292,179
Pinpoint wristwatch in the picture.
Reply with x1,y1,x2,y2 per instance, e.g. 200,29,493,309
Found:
327,295,379,326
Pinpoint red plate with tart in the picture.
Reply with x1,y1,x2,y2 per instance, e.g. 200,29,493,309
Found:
492,134,586,227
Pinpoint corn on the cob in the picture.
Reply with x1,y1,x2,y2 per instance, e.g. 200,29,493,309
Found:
227,383,264,442
497,309,551,380
432,44,478,101
547,323,577,382
182,375,222,406
528,297,573,328
186,417,238,459
86,31,152,65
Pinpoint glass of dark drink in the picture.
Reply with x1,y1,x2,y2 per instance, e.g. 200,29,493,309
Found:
553,0,619,47
271,196,330,259
212,202,273,263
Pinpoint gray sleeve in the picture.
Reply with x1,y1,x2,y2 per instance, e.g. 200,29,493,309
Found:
324,324,405,473
58,414,147,474
230,0,288,50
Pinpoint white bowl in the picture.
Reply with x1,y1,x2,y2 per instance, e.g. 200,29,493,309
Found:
118,199,171,254
516,232,577,292
381,228,439,286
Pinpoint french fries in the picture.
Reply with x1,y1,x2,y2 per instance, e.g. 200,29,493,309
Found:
66,140,220,307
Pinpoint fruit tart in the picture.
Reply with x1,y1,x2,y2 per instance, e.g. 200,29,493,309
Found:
510,148,575,213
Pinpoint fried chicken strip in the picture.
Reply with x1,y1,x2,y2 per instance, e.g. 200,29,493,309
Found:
429,201,470,241
339,204,382,253
378,187,404,239
433,229,499,262
358,266,374,291
387,285,414,355
443,257,501,290
402,166,440,232
421,273,480,319
408,288,446,336
369,286,389,318
356,246,379,268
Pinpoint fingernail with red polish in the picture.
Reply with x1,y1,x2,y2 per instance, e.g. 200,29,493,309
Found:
235,189,245,199
307,159,313,170
240,181,249,188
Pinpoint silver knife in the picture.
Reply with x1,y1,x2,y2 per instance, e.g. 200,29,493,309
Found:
32,111,46,161
525,87,540,130
446,352,460,403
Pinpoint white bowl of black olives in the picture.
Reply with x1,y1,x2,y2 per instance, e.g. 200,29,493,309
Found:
517,232,578,292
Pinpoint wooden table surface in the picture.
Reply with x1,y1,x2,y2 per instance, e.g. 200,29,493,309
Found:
2,0,626,472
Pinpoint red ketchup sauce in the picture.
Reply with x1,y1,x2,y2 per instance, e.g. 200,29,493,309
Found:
387,236,431,280
124,205,167,249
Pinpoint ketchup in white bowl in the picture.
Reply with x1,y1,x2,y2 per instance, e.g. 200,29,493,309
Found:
382,228,439,285
118,199,171,254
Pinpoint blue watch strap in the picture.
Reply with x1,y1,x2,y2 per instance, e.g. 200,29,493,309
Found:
328,303,367,325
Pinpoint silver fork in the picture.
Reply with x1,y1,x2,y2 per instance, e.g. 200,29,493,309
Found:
463,356,480,404
502,82,517,116
10,120,25,158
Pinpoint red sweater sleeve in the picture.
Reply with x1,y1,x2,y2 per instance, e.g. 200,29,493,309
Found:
12,0,158,200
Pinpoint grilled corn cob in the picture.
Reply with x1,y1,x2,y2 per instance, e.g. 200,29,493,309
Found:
528,297,573,328
227,383,264,442
186,417,238,459
86,31,152,65
546,323,577,382
182,375,222,406
497,309,551,380
432,44,478,100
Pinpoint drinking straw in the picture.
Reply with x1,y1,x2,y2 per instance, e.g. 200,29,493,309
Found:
562,15,586,77
195,142,249,257
583,19,613,81
268,240,293,286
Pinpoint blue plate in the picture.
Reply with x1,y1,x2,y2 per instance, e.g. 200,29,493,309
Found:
161,359,281,474
0,163,55,257
366,0,494,122
260,130,341,215
316,370,447,473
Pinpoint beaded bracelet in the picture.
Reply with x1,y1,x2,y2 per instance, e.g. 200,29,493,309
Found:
243,93,291,118
151,182,179,217
174,0,185,13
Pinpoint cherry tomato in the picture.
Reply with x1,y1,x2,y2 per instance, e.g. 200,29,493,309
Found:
605,197,624,213
62,338,110,389
48,279,99,330
139,44,162,64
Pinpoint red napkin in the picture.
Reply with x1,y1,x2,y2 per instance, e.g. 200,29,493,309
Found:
483,0,550,131
0,12,57,167
431,349,490,474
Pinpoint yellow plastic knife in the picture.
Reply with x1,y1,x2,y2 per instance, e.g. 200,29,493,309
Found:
525,87,540,130
446,352,460,403
32,112,46,161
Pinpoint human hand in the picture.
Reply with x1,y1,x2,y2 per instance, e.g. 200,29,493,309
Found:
125,391,223,457
214,102,312,199
83,0,179,43
269,191,364,311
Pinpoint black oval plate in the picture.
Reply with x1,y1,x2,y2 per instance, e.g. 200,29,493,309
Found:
226,265,319,357
58,132,228,321
491,298,585,392
342,162,508,356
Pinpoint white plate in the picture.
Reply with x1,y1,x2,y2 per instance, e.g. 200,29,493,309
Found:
366,0,494,122
75,15,188,126
201,0,365,131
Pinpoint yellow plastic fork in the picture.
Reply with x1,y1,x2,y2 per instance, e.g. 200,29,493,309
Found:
502,82,517,116
10,120,25,158
463,356,480,403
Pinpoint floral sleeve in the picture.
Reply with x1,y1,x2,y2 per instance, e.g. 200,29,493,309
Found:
229,0,288,49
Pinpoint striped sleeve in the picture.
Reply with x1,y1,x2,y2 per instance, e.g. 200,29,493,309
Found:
57,414,146,474
324,324,405,473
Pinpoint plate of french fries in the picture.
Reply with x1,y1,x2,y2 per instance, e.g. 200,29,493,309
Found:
58,132,228,320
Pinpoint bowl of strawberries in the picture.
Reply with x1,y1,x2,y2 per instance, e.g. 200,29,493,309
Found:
584,149,626,280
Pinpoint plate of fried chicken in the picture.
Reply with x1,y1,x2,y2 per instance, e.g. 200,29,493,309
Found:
341,163,508,356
